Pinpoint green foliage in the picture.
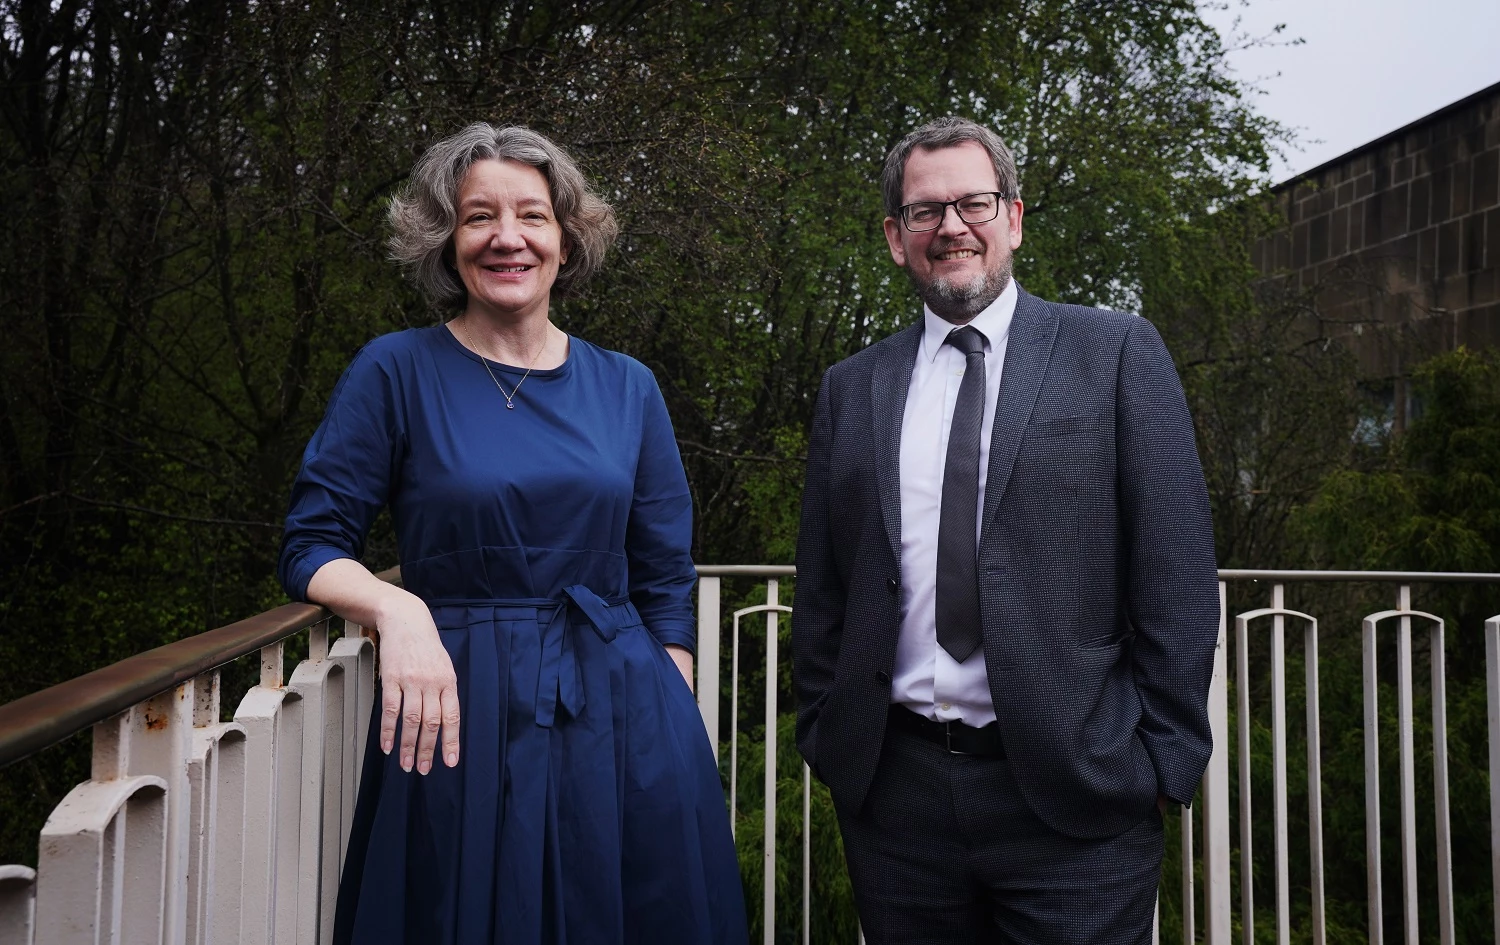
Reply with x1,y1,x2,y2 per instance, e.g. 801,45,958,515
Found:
1299,348,1500,573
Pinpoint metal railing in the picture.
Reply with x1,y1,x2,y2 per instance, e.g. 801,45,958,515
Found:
1209,569,1499,945
1,567,1499,944
696,568,1500,945
0,570,396,944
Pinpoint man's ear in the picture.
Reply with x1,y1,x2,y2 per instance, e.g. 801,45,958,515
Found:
883,216,908,267
1005,198,1024,251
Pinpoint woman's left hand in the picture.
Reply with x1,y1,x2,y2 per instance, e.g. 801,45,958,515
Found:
665,644,694,694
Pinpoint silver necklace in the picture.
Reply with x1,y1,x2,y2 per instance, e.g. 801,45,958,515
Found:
459,319,548,409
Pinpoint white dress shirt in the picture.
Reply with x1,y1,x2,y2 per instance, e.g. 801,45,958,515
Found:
892,280,1017,726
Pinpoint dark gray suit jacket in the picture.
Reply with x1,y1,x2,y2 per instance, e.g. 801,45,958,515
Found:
792,287,1219,841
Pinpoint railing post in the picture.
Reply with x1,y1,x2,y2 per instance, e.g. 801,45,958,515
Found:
1396,587,1419,943
0,866,36,944
698,576,723,759
204,724,248,945
261,642,284,691
235,641,304,945
1272,584,1291,945
126,682,196,945
1202,580,1232,944
186,669,249,945
1487,616,1500,945
1431,609,1455,945
802,764,811,945
34,774,169,943
1236,597,1254,944
287,622,346,944
328,631,376,869
763,578,779,945
1179,805,1193,945
1306,615,1326,945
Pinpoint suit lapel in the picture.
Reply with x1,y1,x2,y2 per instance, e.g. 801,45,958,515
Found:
982,289,1058,531
872,323,922,565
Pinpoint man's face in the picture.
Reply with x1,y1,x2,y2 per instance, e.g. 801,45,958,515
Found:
883,142,1024,324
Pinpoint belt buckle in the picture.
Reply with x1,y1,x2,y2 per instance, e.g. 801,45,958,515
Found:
942,721,962,755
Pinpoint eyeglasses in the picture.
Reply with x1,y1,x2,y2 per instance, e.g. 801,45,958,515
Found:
898,192,1006,232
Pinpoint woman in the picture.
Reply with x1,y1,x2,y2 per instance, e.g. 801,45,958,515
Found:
277,123,748,944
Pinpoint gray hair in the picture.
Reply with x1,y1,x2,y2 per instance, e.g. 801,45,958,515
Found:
880,117,1021,219
388,123,618,308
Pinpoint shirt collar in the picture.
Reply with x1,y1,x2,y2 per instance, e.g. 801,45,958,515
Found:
919,279,1018,363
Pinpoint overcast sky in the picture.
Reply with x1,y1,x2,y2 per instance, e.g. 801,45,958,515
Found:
1198,0,1500,184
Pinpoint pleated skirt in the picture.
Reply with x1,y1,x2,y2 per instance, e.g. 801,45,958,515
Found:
332,597,749,944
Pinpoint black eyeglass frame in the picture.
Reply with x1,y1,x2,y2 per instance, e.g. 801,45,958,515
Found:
897,191,1010,233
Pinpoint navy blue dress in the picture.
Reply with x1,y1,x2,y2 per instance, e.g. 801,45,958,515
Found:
278,325,747,945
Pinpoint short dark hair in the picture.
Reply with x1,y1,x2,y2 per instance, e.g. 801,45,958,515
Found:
880,117,1021,219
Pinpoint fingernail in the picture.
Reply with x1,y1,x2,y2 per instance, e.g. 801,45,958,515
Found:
446,752,458,767
381,739,392,754
418,759,430,775
402,754,413,771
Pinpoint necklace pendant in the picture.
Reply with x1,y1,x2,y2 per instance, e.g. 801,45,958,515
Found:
506,402,516,410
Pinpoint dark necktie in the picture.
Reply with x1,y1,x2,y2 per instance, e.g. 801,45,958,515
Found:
936,326,986,662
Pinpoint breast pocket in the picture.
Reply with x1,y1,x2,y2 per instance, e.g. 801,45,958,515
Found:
1026,415,1102,437
1016,415,1109,485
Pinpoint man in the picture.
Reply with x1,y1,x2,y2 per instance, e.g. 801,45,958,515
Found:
792,117,1219,944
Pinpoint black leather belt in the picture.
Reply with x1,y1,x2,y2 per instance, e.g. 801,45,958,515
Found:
888,704,1004,756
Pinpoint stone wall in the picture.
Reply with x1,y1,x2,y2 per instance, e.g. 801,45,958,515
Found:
1252,80,1500,380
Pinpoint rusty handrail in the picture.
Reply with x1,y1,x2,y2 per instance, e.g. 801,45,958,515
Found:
0,567,400,769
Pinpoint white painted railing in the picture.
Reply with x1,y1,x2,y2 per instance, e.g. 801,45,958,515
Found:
1,568,1498,944
695,567,1500,945
0,615,374,945
1207,572,1492,945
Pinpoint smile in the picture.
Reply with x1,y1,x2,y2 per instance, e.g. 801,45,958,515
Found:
935,250,978,260
484,265,533,273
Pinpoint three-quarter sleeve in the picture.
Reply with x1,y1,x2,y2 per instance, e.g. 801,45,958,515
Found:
277,345,403,602
625,370,697,653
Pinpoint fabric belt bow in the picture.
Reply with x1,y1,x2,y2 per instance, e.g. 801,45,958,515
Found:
535,584,630,727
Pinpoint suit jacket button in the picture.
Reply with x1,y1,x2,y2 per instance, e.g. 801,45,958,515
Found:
886,577,898,595
876,670,891,685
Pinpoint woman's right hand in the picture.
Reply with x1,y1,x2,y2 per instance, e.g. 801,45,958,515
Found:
304,559,461,775
372,588,461,774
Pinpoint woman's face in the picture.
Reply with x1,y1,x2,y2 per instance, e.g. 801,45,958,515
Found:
452,158,568,323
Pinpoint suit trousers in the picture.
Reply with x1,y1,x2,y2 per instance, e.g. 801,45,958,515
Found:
836,724,1163,945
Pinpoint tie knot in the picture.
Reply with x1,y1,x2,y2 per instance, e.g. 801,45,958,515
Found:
944,326,985,358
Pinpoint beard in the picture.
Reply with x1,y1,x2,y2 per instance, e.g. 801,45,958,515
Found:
908,251,1013,324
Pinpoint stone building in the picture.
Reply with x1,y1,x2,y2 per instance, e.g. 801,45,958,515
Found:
1253,79,1500,426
